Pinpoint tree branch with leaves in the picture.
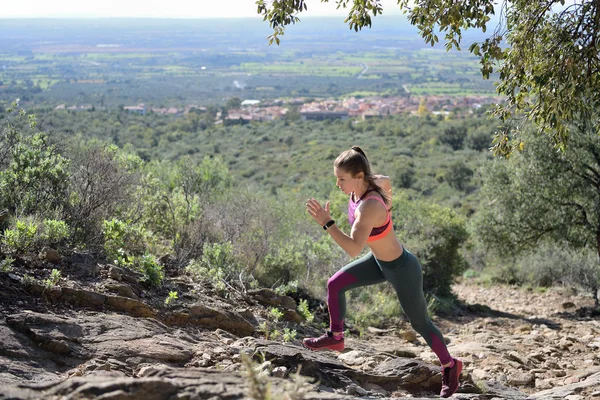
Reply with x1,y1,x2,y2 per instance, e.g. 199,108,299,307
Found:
256,0,600,157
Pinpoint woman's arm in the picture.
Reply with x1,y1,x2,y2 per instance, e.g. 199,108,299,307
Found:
306,198,382,258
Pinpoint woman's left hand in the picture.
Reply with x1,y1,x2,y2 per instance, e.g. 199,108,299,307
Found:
306,198,332,226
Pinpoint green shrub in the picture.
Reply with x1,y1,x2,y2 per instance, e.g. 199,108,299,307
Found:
497,243,600,298
297,299,314,323
102,218,148,265
348,287,402,329
274,280,299,296
0,107,70,215
135,254,164,287
0,256,14,272
282,328,297,342
186,241,242,291
259,244,305,287
165,291,178,305
3,220,37,253
43,269,61,288
393,193,468,298
40,219,70,246
269,307,284,322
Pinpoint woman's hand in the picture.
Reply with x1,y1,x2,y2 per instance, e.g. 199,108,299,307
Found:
306,198,332,226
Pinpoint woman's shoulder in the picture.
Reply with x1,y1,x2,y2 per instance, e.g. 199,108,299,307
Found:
374,175,392,193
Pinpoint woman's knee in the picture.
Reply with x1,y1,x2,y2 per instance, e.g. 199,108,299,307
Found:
327,270,356,293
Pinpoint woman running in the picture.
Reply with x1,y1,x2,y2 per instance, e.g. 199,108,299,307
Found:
302,146,462,398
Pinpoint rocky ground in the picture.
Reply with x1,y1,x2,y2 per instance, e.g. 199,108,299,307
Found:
1,254,599,399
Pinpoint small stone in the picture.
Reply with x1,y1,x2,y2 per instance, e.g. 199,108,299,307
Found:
564,376,580,385
506,351,527,365
534,378,553,390
347,384,368,396
400,330,418,342
553,370,567,377
272,366,287,378
338,350,367,366
507,372,534,386
472,369,488,381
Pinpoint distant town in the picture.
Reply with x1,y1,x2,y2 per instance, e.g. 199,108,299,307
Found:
55,93,505,123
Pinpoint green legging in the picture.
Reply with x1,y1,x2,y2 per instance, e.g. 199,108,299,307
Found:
326,249,452,365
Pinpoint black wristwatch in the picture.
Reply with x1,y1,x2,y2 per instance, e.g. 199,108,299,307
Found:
323,220,335,230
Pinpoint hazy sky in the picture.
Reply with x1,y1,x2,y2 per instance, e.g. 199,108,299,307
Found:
1,0,403,18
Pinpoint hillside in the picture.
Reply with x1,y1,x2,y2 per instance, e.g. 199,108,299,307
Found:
1,253,599,399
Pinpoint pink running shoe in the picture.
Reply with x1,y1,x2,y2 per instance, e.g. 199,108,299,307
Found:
440,358,463,398
302,331,345,352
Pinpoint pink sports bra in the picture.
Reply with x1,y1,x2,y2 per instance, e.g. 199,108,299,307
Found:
347,189,392,242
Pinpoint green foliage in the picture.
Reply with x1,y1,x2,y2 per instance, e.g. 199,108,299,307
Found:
256,0,600,157
21,273,35,286
136,155,232,257
136,254,164,287
0,256,14,272
274,280,299,296
485,244,600,301
445,161,474,192
394,193,469,297
67,140,142,249
39,219,70,246
269,307,284,323
3,219,37,253
472,123,600,302
348,287,402,329
282,328,297,342
165,290,178,305
102,218,149,266
43,268,61,288
297,299,314,323
473,123,599,255
0,106,69,215
439,126,467,151
186,241,241,291
259,244,306,287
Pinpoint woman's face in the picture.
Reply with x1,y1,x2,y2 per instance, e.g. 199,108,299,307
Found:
334,167,363,195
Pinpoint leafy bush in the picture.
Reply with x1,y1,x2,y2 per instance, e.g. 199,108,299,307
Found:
259,244,306,287
67,141,142,250
39,219,70,247
135,254,164,287
186,241,243,291
0,256,14,272
394,193,468,298
3,219,37,253
165,290,178,305
102,218,149,266
43,268,61,288
0,106,70,216
490,243,600,299
297,299,314,323
348,287,402,329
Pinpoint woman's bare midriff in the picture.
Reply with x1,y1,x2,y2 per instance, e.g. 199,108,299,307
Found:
368,232,404,262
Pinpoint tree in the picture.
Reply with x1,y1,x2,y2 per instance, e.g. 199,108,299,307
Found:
0,104,70,216
472,121,600,302
256,0,600,156
439,126,467,151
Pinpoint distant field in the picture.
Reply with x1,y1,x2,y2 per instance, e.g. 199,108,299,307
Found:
0,18,498,107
